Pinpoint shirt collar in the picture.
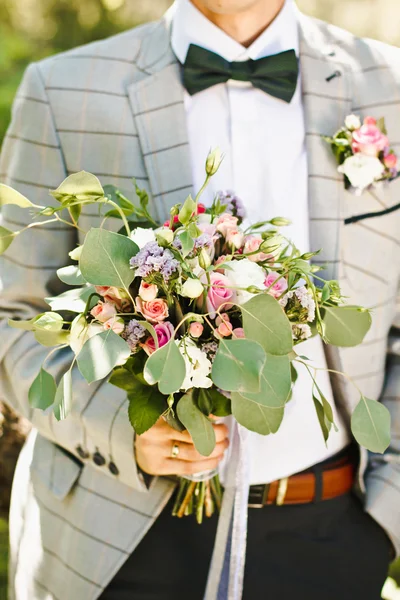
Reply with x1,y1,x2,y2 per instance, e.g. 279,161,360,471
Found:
171,0,299,64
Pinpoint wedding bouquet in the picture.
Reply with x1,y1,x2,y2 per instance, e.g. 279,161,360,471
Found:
0,149,391,523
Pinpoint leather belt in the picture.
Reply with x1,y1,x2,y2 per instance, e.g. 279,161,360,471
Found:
248,451,356,508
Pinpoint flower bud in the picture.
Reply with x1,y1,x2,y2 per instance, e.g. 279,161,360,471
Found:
198,247,211,270
181,277,204,299
139,281,158,301
103,317,125,335
189,322,204,338
69,245,82,261
345,114,361,131
260,235,283,255
269,217,292,228
156,227,174,245
205,147,223,176
246,286,264,294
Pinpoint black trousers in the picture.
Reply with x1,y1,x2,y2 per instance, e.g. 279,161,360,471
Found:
100,491,392,600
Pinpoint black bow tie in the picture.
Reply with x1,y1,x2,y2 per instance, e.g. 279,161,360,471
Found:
182,44,299,102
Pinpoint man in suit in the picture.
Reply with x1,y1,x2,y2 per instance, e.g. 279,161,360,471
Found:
0,0,399,598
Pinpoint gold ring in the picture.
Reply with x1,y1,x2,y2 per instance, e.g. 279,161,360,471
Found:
171,443,180,459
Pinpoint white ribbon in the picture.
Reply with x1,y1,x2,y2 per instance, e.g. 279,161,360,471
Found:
204,422,250,600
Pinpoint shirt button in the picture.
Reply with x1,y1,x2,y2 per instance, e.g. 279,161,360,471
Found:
92,449,106,467
108,461,119,476
76,445,89,460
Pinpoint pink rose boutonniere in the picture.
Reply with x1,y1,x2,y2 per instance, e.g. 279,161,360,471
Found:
324,115,398,194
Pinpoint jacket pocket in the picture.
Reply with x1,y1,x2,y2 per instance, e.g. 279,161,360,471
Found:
30,433,83,501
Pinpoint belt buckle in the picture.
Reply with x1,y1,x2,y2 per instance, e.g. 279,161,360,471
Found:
248,484,270,508
276,477,289,506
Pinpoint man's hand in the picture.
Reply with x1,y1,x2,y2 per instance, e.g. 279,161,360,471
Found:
135,417,229,476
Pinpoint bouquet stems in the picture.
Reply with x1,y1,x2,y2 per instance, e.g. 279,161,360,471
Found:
172,474,223,524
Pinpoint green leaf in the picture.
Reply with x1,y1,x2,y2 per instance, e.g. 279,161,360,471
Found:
80,228,139,289
34,329,70,347
320,305,372,347
208,388,232,417
144,340,186,395
109,355,148,391
313,394,330,443
179,231,195,257
8,315,41,331
29,368,57,410
77,330,131,384
57,265,86,286
211,339,266,394
53,370,73,421
197,388,213,415
177,392,216,456
321,282,331,303
377,117,387,135
50,171,104,203
0,226,16,254
241,294,293,356
128,385,166,435
239,354,291,408
69,203,82,224
34,312,64,331
178,195,196,225
351,397,391,453
232,392,284,435
45,285,95,313
0,184,36,208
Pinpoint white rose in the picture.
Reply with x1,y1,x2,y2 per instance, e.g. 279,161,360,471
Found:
130,227,156,248
224,258,266,305
338,154,385,191
70,314,103,355
177,339,213,390
156,226,174,245
181,277,204,299
344,114,361,131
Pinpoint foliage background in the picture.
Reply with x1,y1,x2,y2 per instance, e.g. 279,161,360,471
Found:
0,0,399,598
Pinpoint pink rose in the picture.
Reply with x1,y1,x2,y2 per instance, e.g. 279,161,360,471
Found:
243,235,271,263
384,152,397,170
189,322,204,338
205,272,236,318
139,281,158,301
352,124,389,157
103,317,125,335
364,116,377,126
217,320,233,337
225,227,244,249
90,301,117,323
136,297,169,323
95,286,130,311
215,213,238,237
232,327,245,339
264,272,288,299
198,222,217,237
141,321,174,356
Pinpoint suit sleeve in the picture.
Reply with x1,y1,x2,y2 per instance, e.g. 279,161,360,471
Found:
0,63,147,492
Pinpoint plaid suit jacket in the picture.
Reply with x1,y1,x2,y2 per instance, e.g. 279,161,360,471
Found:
0,8,399,600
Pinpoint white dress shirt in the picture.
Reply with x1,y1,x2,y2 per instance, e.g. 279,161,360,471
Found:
171,0,350,485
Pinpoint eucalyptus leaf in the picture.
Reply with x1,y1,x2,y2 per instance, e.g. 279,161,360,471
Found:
80,228,139,289
51,171,104,203
351,397,391,453
321,305,372,347
77,330,131,384
232,392,284,435
208,388,232,417
0,226,16,254
178,195,196,225
53,370,73,421
179,231,195,257
109,355,148,391
197,388,213,415
241,294,293,356
177,392,216,456
34,312,64,331
313,395,330,443
57,265,86,286
8,314,42,331
28,368,57,410
241,354,291,408
144,340,186,395
69,203,82,224
45,285,95,313
211,339,266,394
127,385,166,435
0,184,36,208
34,329,70,347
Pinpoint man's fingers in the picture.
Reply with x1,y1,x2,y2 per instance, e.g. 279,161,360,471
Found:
167,439,229,462
165,456,222,476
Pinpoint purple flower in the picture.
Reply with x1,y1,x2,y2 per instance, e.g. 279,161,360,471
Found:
122,319,146,351
130,241,180,282
216,190,246,221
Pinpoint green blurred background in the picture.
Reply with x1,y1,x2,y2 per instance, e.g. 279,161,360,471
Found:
0,0,399,598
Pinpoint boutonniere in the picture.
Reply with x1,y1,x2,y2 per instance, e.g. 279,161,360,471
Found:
323,115,398,194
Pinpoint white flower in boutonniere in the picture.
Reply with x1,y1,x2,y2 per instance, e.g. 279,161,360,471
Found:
323,114,398,194
338,154,385,191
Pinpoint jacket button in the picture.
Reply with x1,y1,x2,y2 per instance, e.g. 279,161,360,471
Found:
108,461,119,476
76,445,89,460
93,449,106,466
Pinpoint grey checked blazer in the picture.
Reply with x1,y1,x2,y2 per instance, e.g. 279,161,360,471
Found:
0,8,400,600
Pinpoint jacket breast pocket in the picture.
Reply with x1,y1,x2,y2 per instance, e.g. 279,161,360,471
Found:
30,433,83,501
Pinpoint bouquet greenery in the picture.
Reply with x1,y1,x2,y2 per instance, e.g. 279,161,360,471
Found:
0,149,391,522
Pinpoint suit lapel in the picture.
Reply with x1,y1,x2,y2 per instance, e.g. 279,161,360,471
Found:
127,16,193,224
298,14,353,282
